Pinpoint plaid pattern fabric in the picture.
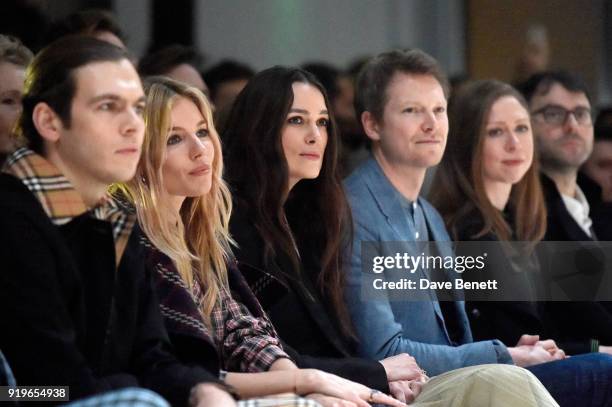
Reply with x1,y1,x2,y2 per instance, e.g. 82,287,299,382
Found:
212,285,289,372
237,396,322,407
142,236,290,373
63,388,170,407
3,148,135,264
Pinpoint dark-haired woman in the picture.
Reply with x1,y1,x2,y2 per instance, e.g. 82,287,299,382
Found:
223,66,559,407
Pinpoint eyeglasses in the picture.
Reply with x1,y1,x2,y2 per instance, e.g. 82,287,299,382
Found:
531,105,592,126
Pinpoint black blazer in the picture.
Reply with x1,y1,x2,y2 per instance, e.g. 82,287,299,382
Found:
455,213,595,354
542,174,595,241
538,175,612,350
229,208,389,392
577,172,612,241
0,174,217,406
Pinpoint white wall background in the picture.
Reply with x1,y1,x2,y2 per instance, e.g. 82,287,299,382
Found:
114,0,151,57
193,0,466,74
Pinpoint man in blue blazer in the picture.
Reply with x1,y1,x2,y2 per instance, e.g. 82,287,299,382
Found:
344,49,612,406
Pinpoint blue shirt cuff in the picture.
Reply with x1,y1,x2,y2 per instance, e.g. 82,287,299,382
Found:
492,340,513,364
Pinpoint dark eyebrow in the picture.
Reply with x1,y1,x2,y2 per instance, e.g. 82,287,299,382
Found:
289,108,329,115
88,94,146,106
88,94,120,105
537,103,591,111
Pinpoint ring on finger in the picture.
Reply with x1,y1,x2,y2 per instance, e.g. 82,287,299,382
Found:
368,389,381,402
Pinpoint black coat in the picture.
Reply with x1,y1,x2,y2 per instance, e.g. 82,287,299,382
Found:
456,213,595,354
538,175,612,350
542,174,595,242
0,174,218,406
229,208,389,393
576,172,612,241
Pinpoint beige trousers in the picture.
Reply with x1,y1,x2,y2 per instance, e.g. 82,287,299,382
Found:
413,364,559,407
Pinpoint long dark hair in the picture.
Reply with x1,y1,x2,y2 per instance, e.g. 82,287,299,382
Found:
224,66,354,336
430,79,546,243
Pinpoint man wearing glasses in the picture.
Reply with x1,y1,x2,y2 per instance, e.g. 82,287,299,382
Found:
520,71,612,355
522,71,594,240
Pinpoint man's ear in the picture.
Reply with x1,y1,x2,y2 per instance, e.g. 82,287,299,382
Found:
32,102,63,143
361,111,381,142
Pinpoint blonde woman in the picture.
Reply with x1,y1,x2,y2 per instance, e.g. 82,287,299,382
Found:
122,76,407,407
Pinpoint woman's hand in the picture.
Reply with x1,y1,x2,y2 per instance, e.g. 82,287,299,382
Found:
297,369,408,407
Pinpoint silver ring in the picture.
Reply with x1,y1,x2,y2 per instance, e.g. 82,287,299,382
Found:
368,389,381,402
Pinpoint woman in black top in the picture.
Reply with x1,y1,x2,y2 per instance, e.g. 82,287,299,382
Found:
223,67,427,404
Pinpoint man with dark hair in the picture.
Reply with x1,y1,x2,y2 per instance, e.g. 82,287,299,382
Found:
46,8,126,49
204,59,254,111
0,36,234,406
345,49,612,406
138,44,208,95
520,70,612,354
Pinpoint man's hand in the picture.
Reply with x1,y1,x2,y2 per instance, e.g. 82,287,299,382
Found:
508,344,564,367
516,334,540,346
535,339,565,359
380,353,426,382
599,345,612,355
516,334,566,359
388,380,424,404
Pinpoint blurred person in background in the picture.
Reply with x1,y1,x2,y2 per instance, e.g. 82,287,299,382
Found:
203,59,254,113
302,62,368,176
46,8,127,49
581,107,612,203
0,34,33,165
580,107,612,239
139,44,208,96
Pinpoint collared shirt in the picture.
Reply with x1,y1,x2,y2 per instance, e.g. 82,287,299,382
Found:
392,188,430,242
561,185,593,238
3,147,135,264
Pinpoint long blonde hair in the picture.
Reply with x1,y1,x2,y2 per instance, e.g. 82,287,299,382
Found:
124,76,233,328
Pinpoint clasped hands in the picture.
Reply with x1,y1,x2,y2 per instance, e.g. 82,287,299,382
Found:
508,334,567,367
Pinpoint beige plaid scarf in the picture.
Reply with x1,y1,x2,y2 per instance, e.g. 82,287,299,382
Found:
3,147,135,265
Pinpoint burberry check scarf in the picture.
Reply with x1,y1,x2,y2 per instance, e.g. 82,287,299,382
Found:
3,147,136,265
